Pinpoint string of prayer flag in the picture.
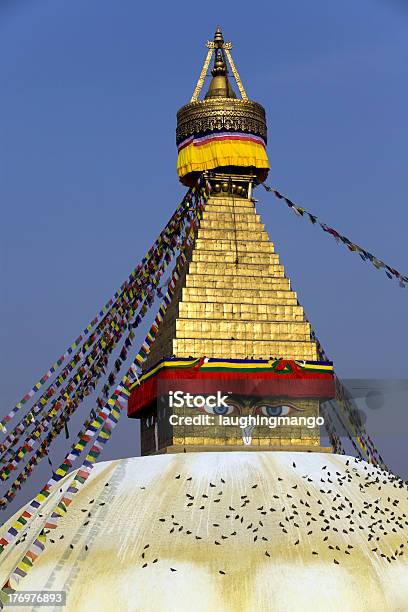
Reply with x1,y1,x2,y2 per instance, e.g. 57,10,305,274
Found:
0,181,204,433
0,181,209,588
0,178,209,510
262,184,407,288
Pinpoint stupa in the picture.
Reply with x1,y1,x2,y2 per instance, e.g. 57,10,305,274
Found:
1,28,407,612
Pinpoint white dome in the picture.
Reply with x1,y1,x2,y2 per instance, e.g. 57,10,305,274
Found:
1,452,407,612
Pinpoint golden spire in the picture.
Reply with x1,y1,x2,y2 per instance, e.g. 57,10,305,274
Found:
190,27,247,102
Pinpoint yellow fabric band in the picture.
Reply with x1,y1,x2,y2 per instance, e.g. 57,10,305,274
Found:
177,139,270,179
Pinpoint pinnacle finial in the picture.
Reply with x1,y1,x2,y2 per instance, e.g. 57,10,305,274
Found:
214,26,224,48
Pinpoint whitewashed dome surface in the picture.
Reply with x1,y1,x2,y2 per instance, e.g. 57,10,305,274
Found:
1,452,408,612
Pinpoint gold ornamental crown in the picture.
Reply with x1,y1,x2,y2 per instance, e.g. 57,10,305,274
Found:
176,28,269,185
176,27,267,145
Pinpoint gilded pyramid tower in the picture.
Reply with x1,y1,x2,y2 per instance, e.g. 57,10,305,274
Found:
144,189,318,366
128,28,334,454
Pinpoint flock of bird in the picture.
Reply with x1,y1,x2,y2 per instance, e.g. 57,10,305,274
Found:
4,455,408,584
134,457,408,574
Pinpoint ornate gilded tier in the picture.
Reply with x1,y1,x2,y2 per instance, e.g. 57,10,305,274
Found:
176,99,267,147
176,28,270,186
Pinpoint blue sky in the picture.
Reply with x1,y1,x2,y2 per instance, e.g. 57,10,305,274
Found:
0,0,407,516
